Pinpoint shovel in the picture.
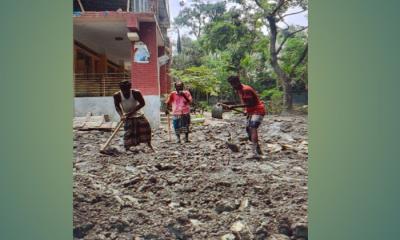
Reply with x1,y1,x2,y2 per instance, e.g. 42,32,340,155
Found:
211,103,246,119
167,113,172,142
99,119,124,154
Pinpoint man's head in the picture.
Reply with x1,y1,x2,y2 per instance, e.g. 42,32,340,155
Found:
119,80,131,94
227,75,242,90
175,81,184,92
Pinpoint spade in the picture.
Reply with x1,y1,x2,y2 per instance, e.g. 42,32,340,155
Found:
211,103,245,119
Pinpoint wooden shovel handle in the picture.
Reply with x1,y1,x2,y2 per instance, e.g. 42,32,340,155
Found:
167,114,172,141
100,120,124,152
217,103,245,114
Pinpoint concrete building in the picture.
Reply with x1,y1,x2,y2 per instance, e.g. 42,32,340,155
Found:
73,0,171,127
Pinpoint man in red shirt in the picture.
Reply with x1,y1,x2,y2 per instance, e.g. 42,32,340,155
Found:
227,75,267,159
165,81,193,143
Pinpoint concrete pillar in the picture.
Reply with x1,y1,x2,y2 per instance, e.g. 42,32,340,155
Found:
158,46,168,95
130,22,160,128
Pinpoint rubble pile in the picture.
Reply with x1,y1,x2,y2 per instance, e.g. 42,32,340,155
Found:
73,115,308,240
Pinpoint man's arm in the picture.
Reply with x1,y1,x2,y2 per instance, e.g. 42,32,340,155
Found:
182,90,192,104
246,89,259,107
165,93,173,114
227,90,258,109
113,93,123,117
235,89,258,108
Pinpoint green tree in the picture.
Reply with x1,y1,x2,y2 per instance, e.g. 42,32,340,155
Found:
174,0,226,39
235,0,308,111
177,29,182,54
172,36,204,70
171,66,221,103
171,0,308,111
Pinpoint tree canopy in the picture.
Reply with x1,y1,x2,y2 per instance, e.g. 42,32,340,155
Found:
171,0,308,111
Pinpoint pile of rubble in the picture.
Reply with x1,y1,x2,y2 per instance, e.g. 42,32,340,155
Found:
73,114,308,240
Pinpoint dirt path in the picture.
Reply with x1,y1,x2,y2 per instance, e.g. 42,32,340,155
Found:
73,114,308,240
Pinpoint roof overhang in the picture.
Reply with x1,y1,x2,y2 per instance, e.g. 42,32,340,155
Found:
73,13,131,64
73,12,165,65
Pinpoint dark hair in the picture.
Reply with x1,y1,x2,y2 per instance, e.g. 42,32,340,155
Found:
227,75,240,83
175,80,183,86
119,80,131,88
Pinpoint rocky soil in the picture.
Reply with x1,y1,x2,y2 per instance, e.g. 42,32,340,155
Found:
73,114,308,240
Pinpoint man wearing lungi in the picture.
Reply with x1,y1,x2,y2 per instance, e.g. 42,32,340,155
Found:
226,75,267,159
165,81,193,143
113,80,154,151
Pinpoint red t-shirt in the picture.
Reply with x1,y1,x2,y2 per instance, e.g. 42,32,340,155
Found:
237,84,266,115
166,91,192,115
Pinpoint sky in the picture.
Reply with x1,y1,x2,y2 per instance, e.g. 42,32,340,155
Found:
167,0,308,43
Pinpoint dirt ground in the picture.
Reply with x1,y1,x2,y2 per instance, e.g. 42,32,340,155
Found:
73,114,308,240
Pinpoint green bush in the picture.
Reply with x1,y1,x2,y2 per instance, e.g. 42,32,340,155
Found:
198,101,211,111
262,89,283,114
260,88,282,99
194,113,205,118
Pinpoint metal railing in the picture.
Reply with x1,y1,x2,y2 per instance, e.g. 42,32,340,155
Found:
74,73,130,97
131,0,155,13
73,0,156,13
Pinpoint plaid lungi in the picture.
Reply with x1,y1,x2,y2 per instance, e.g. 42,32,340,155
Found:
123,116,152,148
172,114,191,134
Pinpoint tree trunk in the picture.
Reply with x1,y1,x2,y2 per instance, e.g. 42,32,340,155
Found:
282,80,293,111
266,16,293,112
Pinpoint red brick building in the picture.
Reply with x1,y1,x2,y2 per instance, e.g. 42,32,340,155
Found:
73,0,171,127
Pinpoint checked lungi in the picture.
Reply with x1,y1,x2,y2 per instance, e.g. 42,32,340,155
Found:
123,116,152,148
245,114,264,140
172,114,191,135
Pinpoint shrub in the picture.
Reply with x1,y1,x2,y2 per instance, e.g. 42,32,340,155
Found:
262,89,283,114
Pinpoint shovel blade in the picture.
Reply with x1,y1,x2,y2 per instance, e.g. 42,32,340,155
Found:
211,104,224,119
226,142,240,152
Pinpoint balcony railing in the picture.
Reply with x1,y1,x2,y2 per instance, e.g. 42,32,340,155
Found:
131,0,155,13
74,73,130,97
73,0,156,13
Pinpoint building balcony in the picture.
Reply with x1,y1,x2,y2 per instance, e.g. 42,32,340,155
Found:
74,73,130,97
73,0,169,25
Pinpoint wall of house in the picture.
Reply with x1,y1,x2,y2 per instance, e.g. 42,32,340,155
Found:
74,96,160,128
74,97,119,121
130,21,160,127
131,22,159,95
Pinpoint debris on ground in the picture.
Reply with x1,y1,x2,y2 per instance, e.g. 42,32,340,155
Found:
73,114,308,239
74,113,118,131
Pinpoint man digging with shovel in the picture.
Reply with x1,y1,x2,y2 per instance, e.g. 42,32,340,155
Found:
113,80,154,152
226,75,267,160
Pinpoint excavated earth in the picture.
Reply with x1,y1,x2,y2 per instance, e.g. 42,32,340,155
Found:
73,114,308,240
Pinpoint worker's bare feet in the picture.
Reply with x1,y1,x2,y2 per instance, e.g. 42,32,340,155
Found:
147,143,156,153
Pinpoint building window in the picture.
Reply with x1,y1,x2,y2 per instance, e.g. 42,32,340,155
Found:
132,0,150,12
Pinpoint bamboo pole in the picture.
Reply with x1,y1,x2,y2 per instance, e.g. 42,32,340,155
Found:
77,0,85,13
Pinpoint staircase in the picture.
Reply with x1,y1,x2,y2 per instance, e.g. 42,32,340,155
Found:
159,112,207,127
160,112,169,125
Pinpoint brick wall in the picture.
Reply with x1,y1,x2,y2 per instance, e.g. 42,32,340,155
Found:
131,22,159,96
